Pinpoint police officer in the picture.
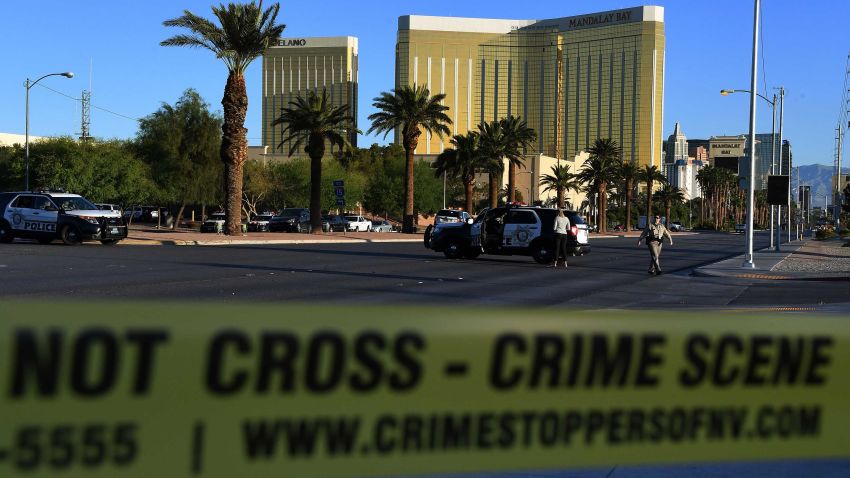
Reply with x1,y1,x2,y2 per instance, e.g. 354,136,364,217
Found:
637,215,673,275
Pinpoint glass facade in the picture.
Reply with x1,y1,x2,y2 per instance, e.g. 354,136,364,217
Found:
261,37,358,159
396,7,665,167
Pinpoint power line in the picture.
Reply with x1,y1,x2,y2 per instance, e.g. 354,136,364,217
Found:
35,82,140,122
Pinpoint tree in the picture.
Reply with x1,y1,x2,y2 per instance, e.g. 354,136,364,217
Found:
578,138,622,232
477,121,511,209
433,132,486,213
273,89,357,233
135,89,223,228
499,116,537,203
656,184,685,226
368,85,452,233
539,164,580,209
617,161,640,231
161,2,285,235
640,164,667,221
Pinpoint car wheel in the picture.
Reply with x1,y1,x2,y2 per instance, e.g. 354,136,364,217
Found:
531,241,554,264
443,239,463,259
424,225,433,248
100,239,119,245
0,221,14,243
60,225,81,245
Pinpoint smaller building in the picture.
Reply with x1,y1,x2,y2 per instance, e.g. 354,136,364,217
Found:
0,133,47,147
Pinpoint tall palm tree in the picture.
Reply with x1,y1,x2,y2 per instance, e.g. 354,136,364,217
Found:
539,164,580,209
433,132,486,213
618,161,640,231
578,138,622,232
162,2,285,235
368,85,451,233
655,184,685,227
499,116,537,203
273,89,358,233
640,164,667,221
478,120,512,209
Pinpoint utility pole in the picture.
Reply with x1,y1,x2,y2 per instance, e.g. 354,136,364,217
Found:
769,93,777,250
742,0,759,268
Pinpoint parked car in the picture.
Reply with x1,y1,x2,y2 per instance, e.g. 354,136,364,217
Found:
735,223,746,233
123,205,160,223
434,209,471,225
1,191,127,245
426,206,590,262
270,208,311,233
345,215,371,232
96,203,121,212
370,219,394,233
669,222,685,232
321,214,346,232
248,213,274,232
201,212,226,233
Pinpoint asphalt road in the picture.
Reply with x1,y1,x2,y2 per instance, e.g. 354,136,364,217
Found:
0,231,847,309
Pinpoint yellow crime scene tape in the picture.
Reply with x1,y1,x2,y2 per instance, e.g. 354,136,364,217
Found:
0,301,849,477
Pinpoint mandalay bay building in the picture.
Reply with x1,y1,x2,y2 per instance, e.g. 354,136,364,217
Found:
397,6,665,177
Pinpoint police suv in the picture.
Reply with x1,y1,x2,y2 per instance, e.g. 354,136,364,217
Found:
426,206,590,263
0,191,127,245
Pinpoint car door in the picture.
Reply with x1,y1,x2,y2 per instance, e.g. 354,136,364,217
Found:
28,196,59,237
502,210,540,249
6,195,32,233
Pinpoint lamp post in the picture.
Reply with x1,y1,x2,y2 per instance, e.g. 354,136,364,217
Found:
25,71,74,191
720,86,780,251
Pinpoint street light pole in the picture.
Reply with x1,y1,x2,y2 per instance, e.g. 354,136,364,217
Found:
742,0,760,268
24,71,74,191
776,86,785,250
769,93,777,249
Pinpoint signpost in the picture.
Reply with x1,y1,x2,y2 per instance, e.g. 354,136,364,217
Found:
334,180,345,235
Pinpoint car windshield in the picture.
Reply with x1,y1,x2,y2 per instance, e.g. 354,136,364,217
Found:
53,196,97,211
436,210,463,218
345,216,359,221
255,215,273,221
278,209,304,217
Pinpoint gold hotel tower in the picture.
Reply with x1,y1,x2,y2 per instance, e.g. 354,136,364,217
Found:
396,6,665,168
262,37,358,159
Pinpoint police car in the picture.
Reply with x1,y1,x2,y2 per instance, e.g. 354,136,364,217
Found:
0,191,128,245
426,206,590,263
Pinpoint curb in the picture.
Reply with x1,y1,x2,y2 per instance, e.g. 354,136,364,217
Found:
692,242,850,281
122,237,424,246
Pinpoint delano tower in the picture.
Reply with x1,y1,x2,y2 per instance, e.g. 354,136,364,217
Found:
396,6,665,169
262,37,358,159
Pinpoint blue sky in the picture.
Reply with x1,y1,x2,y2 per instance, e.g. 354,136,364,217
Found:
2,0,848,166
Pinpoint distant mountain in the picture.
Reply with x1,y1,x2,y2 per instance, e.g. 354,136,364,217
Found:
794,164,849,206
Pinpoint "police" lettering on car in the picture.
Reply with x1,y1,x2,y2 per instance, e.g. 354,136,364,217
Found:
24,221,56,232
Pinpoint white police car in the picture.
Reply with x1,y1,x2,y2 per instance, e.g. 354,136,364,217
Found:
0,191,128,245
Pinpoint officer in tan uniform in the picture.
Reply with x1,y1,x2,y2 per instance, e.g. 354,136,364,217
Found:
637,215,673,275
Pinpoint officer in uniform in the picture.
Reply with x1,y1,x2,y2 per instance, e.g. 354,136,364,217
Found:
637,215,673,275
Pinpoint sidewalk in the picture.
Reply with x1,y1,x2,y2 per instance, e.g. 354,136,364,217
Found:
122,227,424,246
694,238,850,281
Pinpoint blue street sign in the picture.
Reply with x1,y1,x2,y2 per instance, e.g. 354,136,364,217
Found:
335,187,345,197
333,179,345,187
336,198,345,206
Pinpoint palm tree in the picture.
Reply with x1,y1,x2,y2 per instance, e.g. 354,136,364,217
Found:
273,89,358,233
433,132,486,213
477,120,512,209
618,162,640,231
640,164,667,221
578,138,622,232
655,184,685,226
499,116,537,203
539,164,580,209
162,2,285,235
368,85,451,233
